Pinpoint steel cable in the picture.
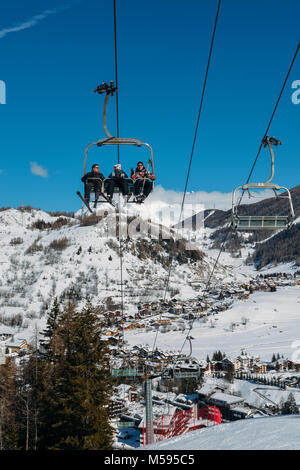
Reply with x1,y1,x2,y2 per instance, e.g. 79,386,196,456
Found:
152,0,222,354
180,41,300,356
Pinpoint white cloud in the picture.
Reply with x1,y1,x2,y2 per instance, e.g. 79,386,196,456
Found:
125,185,276,227
0,4,72,39
146,185,232,210
30,162,48,178
93,185,279,230
144,185,275,211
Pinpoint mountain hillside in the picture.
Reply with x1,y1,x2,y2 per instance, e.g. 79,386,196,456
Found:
1,187,300,346
204,184,300,229
178,185,300,269
0,205,222,336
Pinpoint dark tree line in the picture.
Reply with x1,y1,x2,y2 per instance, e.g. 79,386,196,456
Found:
207,185,300,268
253,225,300,269
0,299,113,450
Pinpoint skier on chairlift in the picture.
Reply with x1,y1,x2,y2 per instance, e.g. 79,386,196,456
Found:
131,161,155,202
81,164,105,208
106,163,129,202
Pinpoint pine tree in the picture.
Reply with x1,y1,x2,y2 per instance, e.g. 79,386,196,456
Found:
280,393,299,415
40,297,61,357
0,359,20,450
17,349,46,450
38,301,113,450
212,351,223,361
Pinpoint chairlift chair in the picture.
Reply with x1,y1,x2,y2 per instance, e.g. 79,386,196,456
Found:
81,81,155,206
172,336,200,379
111,353,146,378
232,136,295,230
172,367,200,380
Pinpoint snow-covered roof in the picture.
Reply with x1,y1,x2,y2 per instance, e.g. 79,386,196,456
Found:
231,407,250,414
209,392,244,405
197,384,216,396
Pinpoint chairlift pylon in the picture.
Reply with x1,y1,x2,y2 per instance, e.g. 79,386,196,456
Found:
232,136,295,230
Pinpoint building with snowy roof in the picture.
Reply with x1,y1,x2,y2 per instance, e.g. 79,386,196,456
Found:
208,392,244,407
201,392,246,421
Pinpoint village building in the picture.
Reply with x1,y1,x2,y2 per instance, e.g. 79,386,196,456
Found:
4,338,30,355
204,392,245,421
253,363,267,374
108,398,127,419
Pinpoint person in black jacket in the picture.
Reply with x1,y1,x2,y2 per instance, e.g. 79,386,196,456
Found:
81,164,105,207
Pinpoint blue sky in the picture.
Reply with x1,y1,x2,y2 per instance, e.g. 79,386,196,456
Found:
0,0,299,211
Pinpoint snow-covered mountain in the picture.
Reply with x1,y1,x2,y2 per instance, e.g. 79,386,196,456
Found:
197,185,300,270
0,204,225,340
1,191,300,353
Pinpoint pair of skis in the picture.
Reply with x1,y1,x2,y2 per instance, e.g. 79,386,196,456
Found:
76,191,145,213
76,191,117,213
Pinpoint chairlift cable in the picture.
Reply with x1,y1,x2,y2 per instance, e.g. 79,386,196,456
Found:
113,0,125,347
113,0,120,164
180,0,221,218
118,212,125,345
239,42,300,205
179,225,232,355
179,42,300,355
152,0,222,355
200,42,300,298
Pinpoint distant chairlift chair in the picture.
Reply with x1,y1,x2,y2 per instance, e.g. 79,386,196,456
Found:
232,136,295,230
171,336,200,379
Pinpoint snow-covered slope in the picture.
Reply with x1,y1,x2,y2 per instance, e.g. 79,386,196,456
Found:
147,415,300,450
1,203,299,357
125,286,300,361
0,206,220,340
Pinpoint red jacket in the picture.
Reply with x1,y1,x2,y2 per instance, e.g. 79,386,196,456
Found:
132,167,155,180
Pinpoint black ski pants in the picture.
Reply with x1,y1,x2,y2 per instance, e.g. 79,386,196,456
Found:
107,178,129,197
134,179,153,197
84,181,102,202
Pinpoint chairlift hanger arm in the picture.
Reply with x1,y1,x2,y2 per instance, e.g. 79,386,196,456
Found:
94,81,117,96
179,335,193,359
82,81,155,177
233,136,281,196
262,135,282,185
94,81,117,139
232,136,295,229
